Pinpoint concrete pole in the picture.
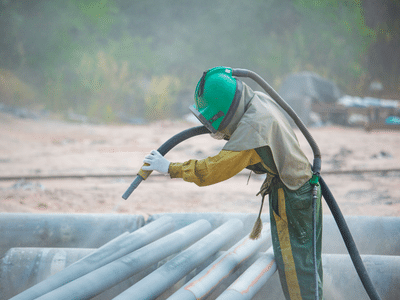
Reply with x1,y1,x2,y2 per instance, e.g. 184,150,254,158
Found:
216,247,277,300
35,219,212,300
168,224,271,300
8,216,175,300
112,219,244,300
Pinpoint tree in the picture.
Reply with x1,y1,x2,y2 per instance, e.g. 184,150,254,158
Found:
363,0,400,96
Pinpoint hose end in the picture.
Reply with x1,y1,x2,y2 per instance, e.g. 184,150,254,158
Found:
122,175,144,200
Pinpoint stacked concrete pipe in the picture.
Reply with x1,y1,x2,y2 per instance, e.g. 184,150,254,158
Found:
0,213,399,300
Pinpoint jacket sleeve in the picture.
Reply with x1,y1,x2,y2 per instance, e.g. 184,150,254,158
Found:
168,149,262,186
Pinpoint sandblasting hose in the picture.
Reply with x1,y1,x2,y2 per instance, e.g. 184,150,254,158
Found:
319,176,382,300
312,184,319,300
231,68,322,173
122,125,210,200
232,68,381,300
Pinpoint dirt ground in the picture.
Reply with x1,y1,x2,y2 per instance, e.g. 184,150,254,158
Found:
0,111,399,220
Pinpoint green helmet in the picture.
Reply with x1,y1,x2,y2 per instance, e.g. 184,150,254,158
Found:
190,66,243,133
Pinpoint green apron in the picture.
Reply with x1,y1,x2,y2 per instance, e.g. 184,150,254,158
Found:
248,146,323,300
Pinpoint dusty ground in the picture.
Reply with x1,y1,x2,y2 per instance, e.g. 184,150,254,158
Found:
0,111,399,220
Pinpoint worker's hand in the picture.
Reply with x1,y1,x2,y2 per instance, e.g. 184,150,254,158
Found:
142,150,170,174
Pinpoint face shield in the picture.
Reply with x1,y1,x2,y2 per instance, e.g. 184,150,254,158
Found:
189,104,219,134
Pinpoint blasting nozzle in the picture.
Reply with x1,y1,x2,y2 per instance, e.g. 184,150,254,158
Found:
122,175,144,200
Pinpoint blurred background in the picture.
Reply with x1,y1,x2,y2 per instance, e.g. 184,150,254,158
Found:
0,0,399,124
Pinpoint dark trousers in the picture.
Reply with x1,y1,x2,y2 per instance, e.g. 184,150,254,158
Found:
269,180,323,300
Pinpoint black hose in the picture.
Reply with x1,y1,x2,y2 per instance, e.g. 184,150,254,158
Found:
156,125,211,155
232,68,381,300
232,68,322,174
312,185,319,300
122,125,210,200
320,176,381,300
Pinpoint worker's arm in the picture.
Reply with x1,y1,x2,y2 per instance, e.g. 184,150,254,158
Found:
168,149,262,186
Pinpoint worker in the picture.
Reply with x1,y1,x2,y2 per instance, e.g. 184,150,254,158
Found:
141,66,323,300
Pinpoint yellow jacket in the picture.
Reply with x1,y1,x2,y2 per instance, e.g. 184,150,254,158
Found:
168,149,267,186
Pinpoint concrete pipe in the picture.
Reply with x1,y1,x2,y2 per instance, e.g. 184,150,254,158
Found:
112,219,244,300
243,253,400,300
147,212,270,249
0,247,165,300
35,219,213,300
322,254,400,300
0,213,145,258
0,247,94,300
168,224,271,300
149,214,400,255
8,216,175,300
216,247,277,300
322,215,400,255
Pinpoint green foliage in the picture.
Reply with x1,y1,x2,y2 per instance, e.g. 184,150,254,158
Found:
75,50,134,121
44,69,68,112
144,75,181,120
281,0,376,93
0,69,36,107
0,0,398,122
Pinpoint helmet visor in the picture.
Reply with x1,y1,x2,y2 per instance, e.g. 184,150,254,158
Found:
189,104,217,133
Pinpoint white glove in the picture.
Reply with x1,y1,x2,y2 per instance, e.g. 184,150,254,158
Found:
142,150,170,174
